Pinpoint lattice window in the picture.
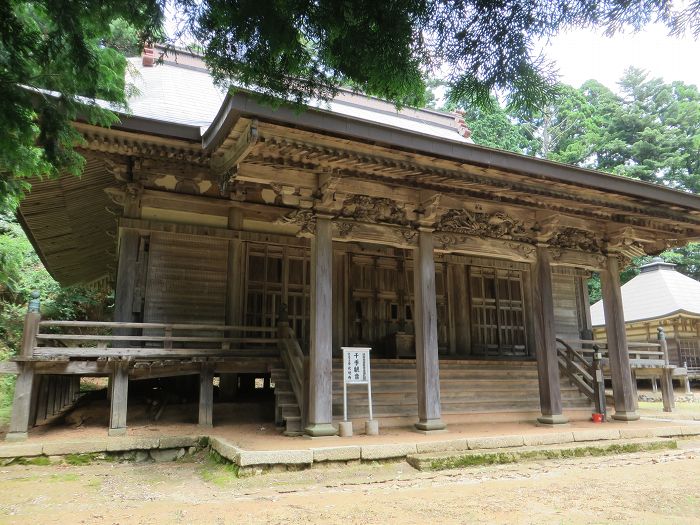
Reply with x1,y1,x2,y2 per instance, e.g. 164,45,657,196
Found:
470,267,527,357
678,338,700,372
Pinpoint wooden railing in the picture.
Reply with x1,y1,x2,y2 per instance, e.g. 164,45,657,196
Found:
556,338,606,416
277,321,308,429
26,319,279,359
557,327,678,413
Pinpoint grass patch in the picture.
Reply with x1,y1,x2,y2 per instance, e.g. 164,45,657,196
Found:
64,453,96,466
11,456,52,466
424,440,677,471
199,450,240,486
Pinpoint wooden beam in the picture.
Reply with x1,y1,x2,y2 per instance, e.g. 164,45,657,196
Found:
211,119,258,177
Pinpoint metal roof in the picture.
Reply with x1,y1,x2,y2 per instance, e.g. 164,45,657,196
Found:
590,258,700,325
124,56,472,143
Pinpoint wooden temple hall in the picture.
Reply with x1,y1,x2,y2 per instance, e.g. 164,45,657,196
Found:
6,49,700,441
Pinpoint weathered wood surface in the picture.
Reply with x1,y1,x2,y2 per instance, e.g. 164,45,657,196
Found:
198,363,215,427
7,364,36,439
109,361,129,436
600,255,639,421
306,216,335,435
413,229,445,431
531,247,566,424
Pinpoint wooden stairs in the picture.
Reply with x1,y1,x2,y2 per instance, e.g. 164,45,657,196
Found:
331,359,592,423
271,367,303,436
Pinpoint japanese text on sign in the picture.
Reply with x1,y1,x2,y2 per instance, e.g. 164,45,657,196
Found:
342,347,370,384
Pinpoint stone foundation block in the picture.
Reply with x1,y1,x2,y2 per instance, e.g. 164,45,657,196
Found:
523,432,574,446
467,435,524,450
150,448,185,462
651,426,685,438
0,443,43,458
360,443,417,460
572,429,620,442
43,440,108,456
312,446,361,462
159,435,199,449
681,425,700,436
237,449,313,467
106,436,159,452
415,439,468,454
618,427,655,439
209,437,240,462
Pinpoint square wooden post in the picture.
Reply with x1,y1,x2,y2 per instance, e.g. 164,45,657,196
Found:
7,300,42,441
305,215,337,437
6,363,36,442
413,229,446,432
531,246,568,425
199,362,215,428
600,255,639,421
109,361,130,436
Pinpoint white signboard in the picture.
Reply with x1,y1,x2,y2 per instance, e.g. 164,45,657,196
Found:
343,347,370,384
341,347,373,421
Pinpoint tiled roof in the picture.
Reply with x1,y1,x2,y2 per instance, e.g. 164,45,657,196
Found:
590,258,700,325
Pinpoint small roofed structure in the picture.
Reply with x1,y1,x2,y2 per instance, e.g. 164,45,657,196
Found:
591,257,700,379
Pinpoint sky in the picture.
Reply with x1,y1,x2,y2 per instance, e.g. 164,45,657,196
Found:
542,23,700,91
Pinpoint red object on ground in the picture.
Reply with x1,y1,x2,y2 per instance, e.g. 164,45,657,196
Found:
591,413,604,423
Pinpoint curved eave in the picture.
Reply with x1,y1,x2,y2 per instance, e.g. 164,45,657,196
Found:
202,91,700,213
94,112,203,143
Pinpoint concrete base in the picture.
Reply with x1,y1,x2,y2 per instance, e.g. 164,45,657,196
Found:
108,427,127,437
415,418,447,432
338,421,353,437
537,414,570,426
365,419,379,436
612,411,640,422
5,432,28,442
304,423,338,437
198,423,214,429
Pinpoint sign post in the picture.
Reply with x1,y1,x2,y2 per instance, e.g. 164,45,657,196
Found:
341,347,377,436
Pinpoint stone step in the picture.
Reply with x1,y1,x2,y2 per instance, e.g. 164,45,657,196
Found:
333,390,587,404
283,415,303,436
406,438,677,471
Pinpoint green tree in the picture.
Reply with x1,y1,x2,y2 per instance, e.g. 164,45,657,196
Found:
0,1,162,213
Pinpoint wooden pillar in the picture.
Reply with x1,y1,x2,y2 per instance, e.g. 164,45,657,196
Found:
114,229,141,328
220,209,244,400
109,361,129,436
199,363,215,427
531,246,568,425
305,215,336,437
600,255,639,421
6,364,36,441
413,229,445,432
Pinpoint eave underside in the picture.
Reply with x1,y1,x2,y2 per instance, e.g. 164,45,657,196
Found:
18,116,700,286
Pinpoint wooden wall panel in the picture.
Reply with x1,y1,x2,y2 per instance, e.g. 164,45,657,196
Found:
143,233,228,324
552,272,581,343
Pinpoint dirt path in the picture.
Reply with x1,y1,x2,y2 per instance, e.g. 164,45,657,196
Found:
1,441,699,524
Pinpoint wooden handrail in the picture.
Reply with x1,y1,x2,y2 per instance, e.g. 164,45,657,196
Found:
277,322,307,428
38,320,277,332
